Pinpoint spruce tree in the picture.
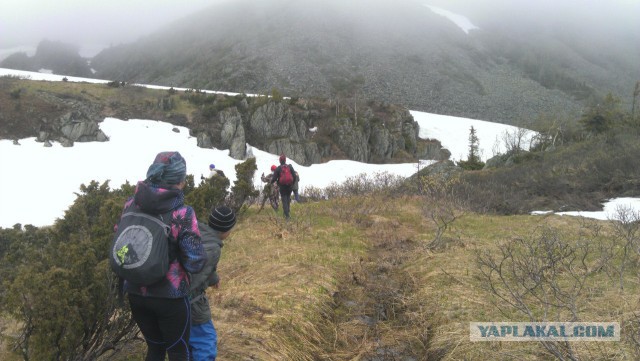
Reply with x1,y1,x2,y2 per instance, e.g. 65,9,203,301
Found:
457,126,485,170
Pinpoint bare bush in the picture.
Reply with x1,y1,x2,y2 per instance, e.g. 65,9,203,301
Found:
300,185,326,201
419,174,468,250
494,127,533,156
608,205,640,290
476,226,596,360
323,172,405,199
327,195,383,226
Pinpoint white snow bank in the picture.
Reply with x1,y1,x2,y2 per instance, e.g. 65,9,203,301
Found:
425,5,479,34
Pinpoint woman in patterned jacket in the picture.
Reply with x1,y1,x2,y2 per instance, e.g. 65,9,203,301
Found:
116,151,206,361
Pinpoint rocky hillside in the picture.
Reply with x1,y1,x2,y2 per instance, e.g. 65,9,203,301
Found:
3,1,638,126
84,0,638,125
0,40,93,78
0,76,446,165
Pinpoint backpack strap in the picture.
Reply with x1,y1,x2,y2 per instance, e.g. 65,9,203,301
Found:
158,209,178,262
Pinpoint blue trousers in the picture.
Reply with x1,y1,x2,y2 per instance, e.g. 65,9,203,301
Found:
190,320,217,361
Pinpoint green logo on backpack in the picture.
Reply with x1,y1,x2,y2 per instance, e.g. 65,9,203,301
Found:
116,244,130,264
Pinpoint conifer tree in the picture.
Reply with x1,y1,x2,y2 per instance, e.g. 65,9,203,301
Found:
229,157,259,215
580,93,626,134
457,126,485,170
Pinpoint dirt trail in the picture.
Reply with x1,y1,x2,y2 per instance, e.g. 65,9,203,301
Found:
326,219,437,360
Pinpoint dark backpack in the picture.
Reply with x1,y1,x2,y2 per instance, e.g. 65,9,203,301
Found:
110,206,174,285
278,164,294,186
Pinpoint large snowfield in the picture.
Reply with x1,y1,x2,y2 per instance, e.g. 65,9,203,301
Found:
1,68,638,228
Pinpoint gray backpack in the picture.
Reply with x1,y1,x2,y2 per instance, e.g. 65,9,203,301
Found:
110,206,174,285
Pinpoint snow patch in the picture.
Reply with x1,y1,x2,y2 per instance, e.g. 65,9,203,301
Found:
425,5,479,34
411,111,535,162
1,67,637,227
555,198,640,221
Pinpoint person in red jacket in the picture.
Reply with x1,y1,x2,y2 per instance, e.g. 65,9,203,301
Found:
271,154,296,219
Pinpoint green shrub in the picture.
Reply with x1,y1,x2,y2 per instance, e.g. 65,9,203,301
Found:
228,157,259,216
0,162,261,359
9,88,21,99
271,87,283,102
185,175,230,219
2,181,137,360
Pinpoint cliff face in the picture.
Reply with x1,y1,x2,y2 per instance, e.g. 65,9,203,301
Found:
190,97,445,165
0,78,446,164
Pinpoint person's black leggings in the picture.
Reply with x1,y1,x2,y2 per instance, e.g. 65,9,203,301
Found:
128,294,192,361
279,186,293,218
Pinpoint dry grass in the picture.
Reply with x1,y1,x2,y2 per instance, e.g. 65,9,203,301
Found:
405,214,640,360
0,317,22,361
3,195,637,360
207,197,640,360
211,202,369,360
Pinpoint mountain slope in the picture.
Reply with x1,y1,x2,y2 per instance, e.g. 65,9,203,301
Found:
85,0,639,124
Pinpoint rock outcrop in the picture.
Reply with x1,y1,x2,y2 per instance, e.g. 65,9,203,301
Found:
191,97,441,166
1,77,445,166
35,93,108,146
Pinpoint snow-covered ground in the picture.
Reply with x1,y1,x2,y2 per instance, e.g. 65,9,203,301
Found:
424,5,480,34
533,198,640,221
1,68,638,228
411,111,534,162
0,117,423,228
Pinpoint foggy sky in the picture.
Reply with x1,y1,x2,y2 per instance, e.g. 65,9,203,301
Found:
427,0,640,32
1,0,639,56
0,0,221,50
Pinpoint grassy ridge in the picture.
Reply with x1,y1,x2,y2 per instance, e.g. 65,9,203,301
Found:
1,191,638,360
191,196,639,360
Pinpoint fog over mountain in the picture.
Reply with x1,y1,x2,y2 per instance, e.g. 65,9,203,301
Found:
4,0,637,55
3,0,639,124
0,0,217,50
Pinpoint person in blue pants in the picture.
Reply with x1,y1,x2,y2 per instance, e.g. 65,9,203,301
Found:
189,205,237,360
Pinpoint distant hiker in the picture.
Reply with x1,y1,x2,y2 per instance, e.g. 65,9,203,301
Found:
271,153,296,219
261,165,277,183
292,170,300,202
189,206,237,361
114,151,206,361
260,165,279,211
202,164,226,180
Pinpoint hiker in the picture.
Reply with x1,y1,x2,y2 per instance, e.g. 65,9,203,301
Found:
292,170,300,202
115,151,206,361
189,206,237,361
271,153,296,219
261,165,277,183
260,165,279,211
202,164,226,180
